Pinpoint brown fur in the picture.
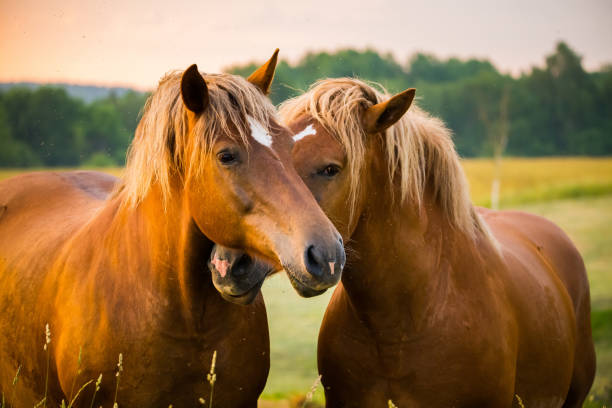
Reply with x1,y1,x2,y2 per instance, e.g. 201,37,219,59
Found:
284,78,595,407
0,55,344,407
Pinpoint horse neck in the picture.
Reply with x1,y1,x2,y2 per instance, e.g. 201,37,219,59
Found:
343,170,485,336
100,181,215,327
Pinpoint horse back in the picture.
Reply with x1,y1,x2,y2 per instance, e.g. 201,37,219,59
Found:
0,171,117,277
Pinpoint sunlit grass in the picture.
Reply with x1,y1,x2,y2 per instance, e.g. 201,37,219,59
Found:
261,275,330,404
463,157,612,207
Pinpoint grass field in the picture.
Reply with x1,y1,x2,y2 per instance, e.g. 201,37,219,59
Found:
1,158,611,406
463,157,612,207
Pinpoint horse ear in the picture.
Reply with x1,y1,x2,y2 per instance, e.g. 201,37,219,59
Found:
363,88,416,134
247,49,280,95
181,64,209,114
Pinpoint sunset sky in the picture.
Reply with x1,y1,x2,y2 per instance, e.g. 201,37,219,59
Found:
2,0,611,90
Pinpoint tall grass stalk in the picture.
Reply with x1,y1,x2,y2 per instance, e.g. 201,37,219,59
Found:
43,324,51,408
67,379,93,408
301,375,322,408
113,353,123,406
89,374,102,408
10,364,21,406
68,347,83,404
206,351,217,408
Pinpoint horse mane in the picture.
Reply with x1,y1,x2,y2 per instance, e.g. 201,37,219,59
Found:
279,78,487,239
115,70,277,208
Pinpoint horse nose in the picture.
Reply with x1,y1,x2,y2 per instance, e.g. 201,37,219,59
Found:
304,236,345,279
305,245,326,278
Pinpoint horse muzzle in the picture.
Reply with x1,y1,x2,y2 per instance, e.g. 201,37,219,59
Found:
283,234,345,297
208,245,274,305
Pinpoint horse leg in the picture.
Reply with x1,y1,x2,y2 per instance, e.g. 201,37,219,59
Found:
562,339,596,407
562,299,596,408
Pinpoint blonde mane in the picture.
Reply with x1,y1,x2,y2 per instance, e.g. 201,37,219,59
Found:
279,78,485,238
116,70,277,208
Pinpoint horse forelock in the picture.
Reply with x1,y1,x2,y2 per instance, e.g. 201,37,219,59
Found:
116,71,277,209
279,78,489,240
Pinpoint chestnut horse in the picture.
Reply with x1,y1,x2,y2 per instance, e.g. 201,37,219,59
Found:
277,78,595,407
0,53,344,407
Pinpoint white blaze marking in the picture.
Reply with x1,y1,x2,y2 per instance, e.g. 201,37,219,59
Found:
247,115,273,148
292,124,316,142
329,261,335,275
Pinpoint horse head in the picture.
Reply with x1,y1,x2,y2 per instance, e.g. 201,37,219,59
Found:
177,52,344,299
283,80,415,239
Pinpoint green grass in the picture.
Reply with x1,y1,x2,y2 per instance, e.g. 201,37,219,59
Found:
463,157,612,207
260,276,330,403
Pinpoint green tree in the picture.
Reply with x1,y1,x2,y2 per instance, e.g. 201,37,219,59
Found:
406,53,497,83
510,42,604,156
0,102,41,166
81,100,132,165
1,87,85,165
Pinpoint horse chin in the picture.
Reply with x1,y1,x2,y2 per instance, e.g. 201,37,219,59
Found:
215,277,266,306
219,280,263,306
286,272,328,298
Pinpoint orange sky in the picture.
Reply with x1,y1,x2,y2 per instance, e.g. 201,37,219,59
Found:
2,0,611,90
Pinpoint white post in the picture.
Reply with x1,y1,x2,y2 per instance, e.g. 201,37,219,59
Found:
491,178,500,210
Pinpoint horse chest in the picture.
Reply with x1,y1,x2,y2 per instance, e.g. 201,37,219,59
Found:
129,299,269,406
319,289,516,406
52,292,269,407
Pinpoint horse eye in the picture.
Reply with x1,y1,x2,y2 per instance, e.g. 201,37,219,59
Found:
217,151,237,165
318,164,341,178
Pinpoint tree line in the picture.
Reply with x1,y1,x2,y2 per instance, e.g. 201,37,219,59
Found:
0,88,147,167
228,42,612,158
0,42,610,167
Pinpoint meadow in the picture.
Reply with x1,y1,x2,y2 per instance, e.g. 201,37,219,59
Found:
0,157,611,407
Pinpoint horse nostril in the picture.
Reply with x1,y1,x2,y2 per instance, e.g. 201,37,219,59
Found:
231,253,252,277
304,245,325,278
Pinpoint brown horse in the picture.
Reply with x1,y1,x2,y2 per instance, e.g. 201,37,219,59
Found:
278,78,595,407
0,52,345,407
